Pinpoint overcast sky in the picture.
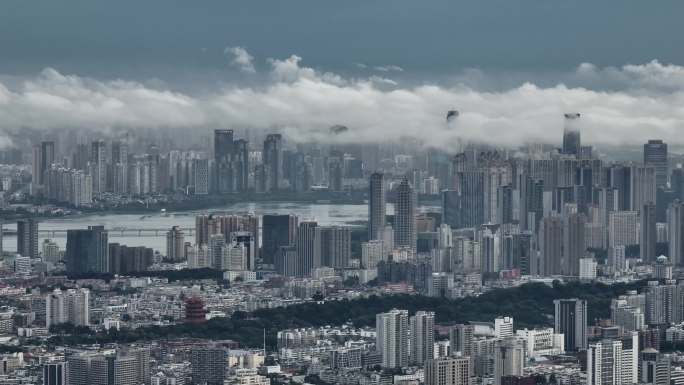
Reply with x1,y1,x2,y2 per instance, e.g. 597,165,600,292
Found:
2,0,684,79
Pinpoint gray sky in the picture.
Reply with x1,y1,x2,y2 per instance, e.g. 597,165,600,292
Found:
1,0,684,80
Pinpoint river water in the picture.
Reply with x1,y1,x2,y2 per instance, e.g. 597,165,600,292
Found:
2,202,439,254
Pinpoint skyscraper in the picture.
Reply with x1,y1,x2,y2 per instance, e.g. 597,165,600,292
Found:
166,226,185,262
640,202,658,263
562,113,581,156
410,311,435,365
263,133,283,191
214,129,234,163
296,221,321,277
65,226,109,273
32,141,55,188
644,139,668,188
667,200,684,265
554,298,587,352
376,309,409,368
394,177,416,250
538,216,562,276
562,212,586,276
16,218,39,258
262,214,298,265
449,324,474,358
91,140,107,195
319,226,351,268
369,172,386,241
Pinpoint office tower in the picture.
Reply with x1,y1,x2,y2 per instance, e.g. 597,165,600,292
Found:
43,361,67,385
563,213,586,276
494,316,514,339
449,324,474,358
667,200,684,265
0,221,3,256
91,140,107,195
214,129,234,193
640,349,671,385
376,309,409,368
65,226,109,273
608,211,639,248
369,172,387,241
361,239,384,269
538,216,562,275
630,165,657,212
263,133,283,191
641,202,657,262
493,338,524,385
562,113,581,156
45,288,90,327
32,141,55,189
328,157,343,191
296,221,321,277
425,357,471,385
554,299,587,352
410,311,435,365
319,226,351,268
16,218,39,258
191,347,227,385
644,140,668,187
262,214,298,265
394,177,416,250
166,226,185,262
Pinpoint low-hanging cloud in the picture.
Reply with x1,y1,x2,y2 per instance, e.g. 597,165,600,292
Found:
1,51,684,151
225,46,256,73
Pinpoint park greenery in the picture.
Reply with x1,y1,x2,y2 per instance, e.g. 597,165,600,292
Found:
43,280,648,351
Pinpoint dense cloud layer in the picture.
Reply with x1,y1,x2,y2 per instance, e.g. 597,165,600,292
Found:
1,51,684,151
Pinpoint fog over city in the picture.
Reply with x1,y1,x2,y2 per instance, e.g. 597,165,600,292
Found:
2,53,684,152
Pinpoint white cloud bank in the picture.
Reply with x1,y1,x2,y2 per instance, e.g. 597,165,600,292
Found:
1,53,684,150
225,46,256,73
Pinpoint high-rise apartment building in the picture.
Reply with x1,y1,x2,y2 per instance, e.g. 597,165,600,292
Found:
409,311,435,365
640,202,658,262
166,226,185,262
668,200,684,265
16,218,39,258
263,134,283,191
376,309,409,368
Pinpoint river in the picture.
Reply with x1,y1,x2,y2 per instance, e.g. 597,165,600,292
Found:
1,202,439,254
